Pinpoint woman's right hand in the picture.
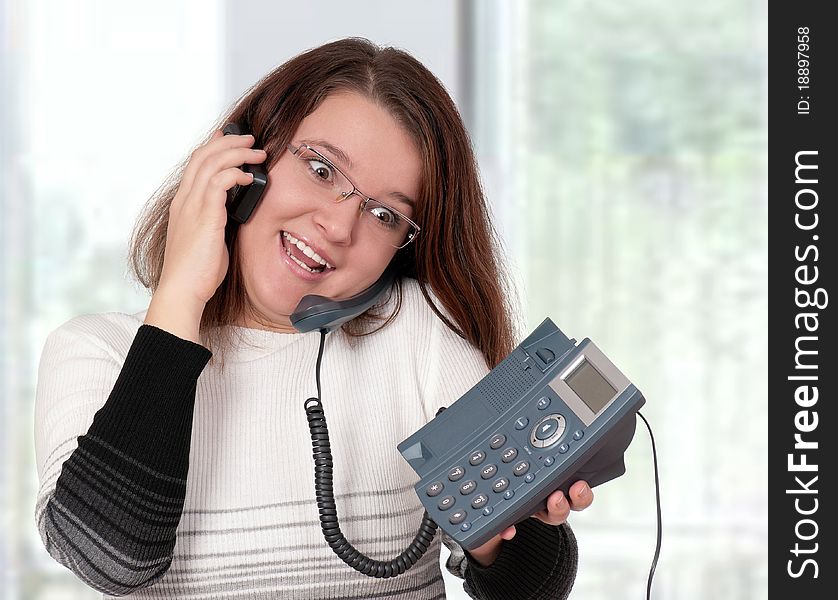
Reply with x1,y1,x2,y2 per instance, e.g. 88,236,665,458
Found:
144,129,268,342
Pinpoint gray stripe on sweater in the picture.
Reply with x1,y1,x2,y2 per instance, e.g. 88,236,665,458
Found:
177,504,422,537
181,482,417,514
127,561,444,599
41,498,172,595
68,449,185,515
87,434,188,484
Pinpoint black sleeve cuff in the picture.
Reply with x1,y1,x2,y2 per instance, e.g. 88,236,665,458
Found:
85,324,212,479
463,520,578,600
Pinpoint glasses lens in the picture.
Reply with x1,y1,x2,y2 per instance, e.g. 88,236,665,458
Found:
295,147,353,201
359,199,415,248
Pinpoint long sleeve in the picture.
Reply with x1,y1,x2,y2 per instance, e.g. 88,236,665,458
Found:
34,321,211,595
444,521,578,600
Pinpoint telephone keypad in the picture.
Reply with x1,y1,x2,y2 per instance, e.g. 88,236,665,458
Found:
430,417,569,531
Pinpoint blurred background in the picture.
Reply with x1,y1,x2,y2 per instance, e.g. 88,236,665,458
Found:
1,0,766,598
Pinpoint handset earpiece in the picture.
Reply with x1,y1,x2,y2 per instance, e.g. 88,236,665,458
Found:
222,122,268,224
291,268,396,333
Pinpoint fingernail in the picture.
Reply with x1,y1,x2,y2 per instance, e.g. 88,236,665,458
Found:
580,483,590,496
556,492,566,504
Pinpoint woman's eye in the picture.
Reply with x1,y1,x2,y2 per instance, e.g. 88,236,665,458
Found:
307,159,333,182
369,206,401,228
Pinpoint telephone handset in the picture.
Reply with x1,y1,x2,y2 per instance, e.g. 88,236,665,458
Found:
222,122,268,224
290,268,395,333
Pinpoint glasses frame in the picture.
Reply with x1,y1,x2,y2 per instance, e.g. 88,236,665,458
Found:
286,142,421,249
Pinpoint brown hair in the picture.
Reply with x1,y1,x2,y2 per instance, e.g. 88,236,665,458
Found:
129,37,521,368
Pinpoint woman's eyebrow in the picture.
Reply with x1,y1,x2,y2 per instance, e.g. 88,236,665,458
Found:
387,192,416,211
303,139,354,170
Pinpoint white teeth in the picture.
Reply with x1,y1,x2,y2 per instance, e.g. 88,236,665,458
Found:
282,231,334,270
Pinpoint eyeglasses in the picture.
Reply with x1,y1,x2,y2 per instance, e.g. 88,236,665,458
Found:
286,143,421,249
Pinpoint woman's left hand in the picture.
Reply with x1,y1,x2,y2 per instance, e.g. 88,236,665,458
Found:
467,480,594,568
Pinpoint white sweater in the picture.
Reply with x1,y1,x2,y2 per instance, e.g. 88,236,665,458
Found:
34,278,577,599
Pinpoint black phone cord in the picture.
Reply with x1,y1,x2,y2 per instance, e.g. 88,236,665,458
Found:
304,329,439,578
637,411,662,600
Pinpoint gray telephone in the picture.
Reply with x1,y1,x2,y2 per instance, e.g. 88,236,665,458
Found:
398,318,645,550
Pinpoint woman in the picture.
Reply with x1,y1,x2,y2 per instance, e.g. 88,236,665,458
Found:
34,37,592,599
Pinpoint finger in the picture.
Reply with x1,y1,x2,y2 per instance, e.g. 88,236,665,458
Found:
568,480,594,511
182,147,266,213
499,525,516,540
180,167,255,221
180,132,257,197
534,490,570,526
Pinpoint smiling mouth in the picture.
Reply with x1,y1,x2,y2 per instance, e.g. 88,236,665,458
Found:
281,231,335,274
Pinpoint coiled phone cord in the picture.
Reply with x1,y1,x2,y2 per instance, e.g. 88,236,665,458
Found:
304,329,439,578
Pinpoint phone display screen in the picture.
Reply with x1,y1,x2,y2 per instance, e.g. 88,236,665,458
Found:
564,359,617,415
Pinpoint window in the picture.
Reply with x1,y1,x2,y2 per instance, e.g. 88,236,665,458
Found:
467,1,767,597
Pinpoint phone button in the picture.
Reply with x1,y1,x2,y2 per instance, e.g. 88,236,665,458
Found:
469,451,486,466
513,461,531,477
480,464,498,479
501,448,518,463
492,478,510,493
471,494,489,509
438,496,456,511
449,510,468,525
536,347,555,364
448,466,466,481
459,480,478,495
426,481,444,497
515,417,529,430
490,434,507,449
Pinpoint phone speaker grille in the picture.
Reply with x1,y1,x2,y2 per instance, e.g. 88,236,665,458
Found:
477,351,540,414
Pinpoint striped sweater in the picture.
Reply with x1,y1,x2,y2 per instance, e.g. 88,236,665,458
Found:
34,278,577,599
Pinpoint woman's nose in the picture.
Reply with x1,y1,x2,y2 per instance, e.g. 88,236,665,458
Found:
312,192,361,245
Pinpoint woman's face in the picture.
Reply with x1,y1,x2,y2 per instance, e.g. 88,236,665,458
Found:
236,91,422,332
